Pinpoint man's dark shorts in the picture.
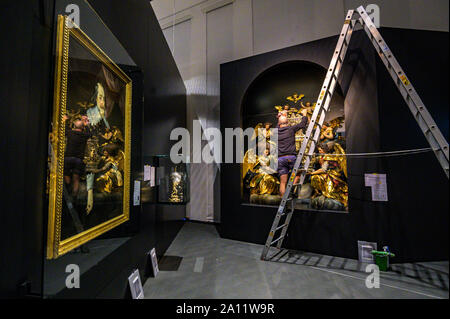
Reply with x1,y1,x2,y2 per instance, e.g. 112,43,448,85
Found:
64,157,85,176
277,155,297,176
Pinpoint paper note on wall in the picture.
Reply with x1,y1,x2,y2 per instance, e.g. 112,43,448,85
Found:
364,173,388,201
144,165,151,181
150,166,156,187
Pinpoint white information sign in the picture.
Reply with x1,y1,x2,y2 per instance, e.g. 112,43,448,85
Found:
128,269,144,299
150,167,156,187
358,240,377,263
144,165,151,181
364,173,388,201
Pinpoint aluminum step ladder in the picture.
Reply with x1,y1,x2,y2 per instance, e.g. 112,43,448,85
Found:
261,6,449,261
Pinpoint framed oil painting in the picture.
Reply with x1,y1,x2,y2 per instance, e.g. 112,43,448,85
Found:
47,15,132,259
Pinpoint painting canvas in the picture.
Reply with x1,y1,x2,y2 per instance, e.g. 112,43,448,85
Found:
47,15,132,259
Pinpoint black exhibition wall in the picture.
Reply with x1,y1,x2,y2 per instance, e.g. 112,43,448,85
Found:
0,0,187,298
0,0,55,298
87,0,187,265
219,28,448,263
375,28,449,262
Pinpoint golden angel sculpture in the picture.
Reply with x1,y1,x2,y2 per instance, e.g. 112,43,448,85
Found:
169,168,184,203
243,148,279,196
242,91,347,211
243,123,280,204
308,142,348,210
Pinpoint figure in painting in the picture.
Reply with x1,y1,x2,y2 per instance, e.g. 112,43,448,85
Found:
60,81,125,216
85,143,124,215
86,82,110,130
63,114,92,200
83,83,125,214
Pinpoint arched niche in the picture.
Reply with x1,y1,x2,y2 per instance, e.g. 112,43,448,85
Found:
241,60,345,130
240,60,348,212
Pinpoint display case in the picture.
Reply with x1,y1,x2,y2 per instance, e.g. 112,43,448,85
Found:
155,155,190,204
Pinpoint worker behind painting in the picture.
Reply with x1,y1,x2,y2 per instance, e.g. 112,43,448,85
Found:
63,115,92,200
276,108,309,197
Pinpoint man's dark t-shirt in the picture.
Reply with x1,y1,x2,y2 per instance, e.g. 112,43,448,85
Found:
65,125,92,159
277,116,308,157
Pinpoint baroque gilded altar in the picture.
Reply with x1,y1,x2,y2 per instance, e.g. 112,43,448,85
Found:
242,92,348,211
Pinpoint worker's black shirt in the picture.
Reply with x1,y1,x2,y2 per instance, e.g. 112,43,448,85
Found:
277,116,308,157
65,125,93,159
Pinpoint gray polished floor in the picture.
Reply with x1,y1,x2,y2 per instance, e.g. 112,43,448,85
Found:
143,222,449,299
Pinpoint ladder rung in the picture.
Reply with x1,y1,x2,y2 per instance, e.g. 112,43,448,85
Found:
270,236,285,246
275,224,288,232
299,153,314,157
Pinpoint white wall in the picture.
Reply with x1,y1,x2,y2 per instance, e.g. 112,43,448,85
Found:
152,0,449,222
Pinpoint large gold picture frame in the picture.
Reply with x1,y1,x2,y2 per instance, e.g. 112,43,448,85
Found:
47,15,132,259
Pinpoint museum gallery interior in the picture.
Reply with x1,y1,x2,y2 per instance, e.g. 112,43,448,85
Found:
0,0,448,300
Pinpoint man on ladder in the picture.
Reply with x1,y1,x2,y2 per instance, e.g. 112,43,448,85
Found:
261,6,449,261
276,109,309,198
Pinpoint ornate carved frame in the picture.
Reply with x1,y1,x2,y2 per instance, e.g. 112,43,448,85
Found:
47,15,132,259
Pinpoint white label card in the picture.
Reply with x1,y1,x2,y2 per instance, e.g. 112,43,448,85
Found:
149,248,159,277
133,180,141,206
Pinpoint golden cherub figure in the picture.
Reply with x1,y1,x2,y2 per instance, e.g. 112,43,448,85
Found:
100,126,124,148
286,93,305,104
298,101,316,120
320,117,345,141
77,101,94,110
275,104,298,118
328,116,345,130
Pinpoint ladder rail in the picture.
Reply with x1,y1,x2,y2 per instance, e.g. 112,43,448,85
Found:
261,6,449,262
357,6,449,177
278,10,356,216
275,196,295,249
260,10,357,260
275,17,356,251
